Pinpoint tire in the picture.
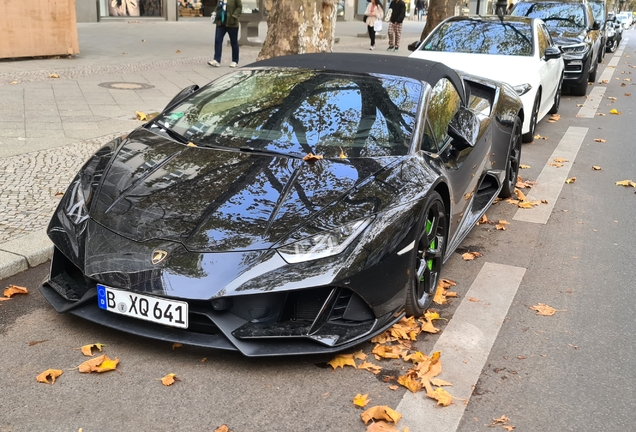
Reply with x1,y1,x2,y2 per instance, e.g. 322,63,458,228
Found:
589,56,598,82
607,39,618,53
548,74,563,115
404,191,447,317
522,91,540,143
570,67,589,96
499,117,522,199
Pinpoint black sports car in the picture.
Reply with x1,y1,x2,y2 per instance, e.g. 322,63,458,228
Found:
41,53,523,357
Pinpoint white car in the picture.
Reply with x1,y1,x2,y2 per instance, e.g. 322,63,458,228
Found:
409,16,565,142
617,12,633,29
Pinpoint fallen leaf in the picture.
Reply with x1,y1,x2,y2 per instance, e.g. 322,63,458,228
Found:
514,188,526,201
626,93,632,96
430,378,453,386
594,138,606,143
80,343,106,357
541,199,548,204
372,345,405,360
496,220,509,231
468,297,480,302
446,291,458,298
302,153,323,162
616,180,636,187
576,103,584,107
462,252,482,261
28,340,48,346
529,303,565,316
477,214,488,225
426,387,453,406
4,285,28,298
553,158,568,163
398,374,423,393
517,355,527,360
519,164,531,169
135,111,148,121
172,343,183,350
201,357,207,363
176,50,181,53
49,73,60,79
354,393,371,407
361,406,402,425
358,361,383,375
610,108,622,115
600,79,609,84
328,354,357,369
549,114,560,121
534,134,548,140
10,80,19,84
366,421,400,432
214,425,229,432
352,350,367,360
160,373,180,386
517,200,541,209
592,166,601,170
388,385,399,390
77,354,120,373
36,369,63,384
187,142,197,147
565,177,576,184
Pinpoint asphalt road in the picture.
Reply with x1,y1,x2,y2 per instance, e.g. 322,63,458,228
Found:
1,33,635,432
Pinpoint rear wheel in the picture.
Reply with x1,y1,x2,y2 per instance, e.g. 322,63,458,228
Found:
522,91,540,143
607,39,618,53
405,192,447,317
499,117,522,198
548,74,563,115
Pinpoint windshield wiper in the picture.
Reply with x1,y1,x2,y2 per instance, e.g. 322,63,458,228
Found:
239,146,303,159
147,121,189,144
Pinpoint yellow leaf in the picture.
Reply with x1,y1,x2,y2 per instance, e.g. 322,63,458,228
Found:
593,138,606,143
625,93,632,96
353,393,371,407
492,415,511,425
214,425,229,432
36,369,63,384
421,319,440,334
565,177,576,184
398,374,423,393
616,180,636,187
176,49,181,53
135,111,147,121
514,188,526,201
10,80,19,85
430,378,453,387
426,387,453,406
534,134,548,140
366,421,400,432
172,343,183,350
339,148,347,159
77,354,120,373
477,214,488,225
529,303,565,316
517,200,541,209
610,108,622,115
80,343,106,357
445,291,458,298
592,166,601,171
468,297,480,302
553,158,568,163
327,354,357,369
187,142,197,147
372,344,404,359
388,385,399,390
548,162,563,168
361,406,402,425
358,361,383,375
352,350,367,360
496,220,509,231
92,356,120,373
49,73,60,78
4,285,28,298
403,351,429,363
160,373,180,386
433,283,448,305
519,164,531,169
462,251,482,261
302,153,323,162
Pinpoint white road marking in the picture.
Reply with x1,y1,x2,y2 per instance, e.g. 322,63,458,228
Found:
396,263,526,432
576,86,606,118
513,126,588,224
598,38,628,84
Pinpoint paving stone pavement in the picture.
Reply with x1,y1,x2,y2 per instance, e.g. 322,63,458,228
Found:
0,20,424,279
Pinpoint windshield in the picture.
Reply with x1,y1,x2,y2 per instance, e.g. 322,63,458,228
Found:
589,1,604,21
422,20,534,56
512,2,587,30
153,69,421,158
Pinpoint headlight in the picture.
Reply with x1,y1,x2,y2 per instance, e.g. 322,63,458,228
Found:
277,218,373,263
512,83,532,96
65,177,89,225
560,43,589,54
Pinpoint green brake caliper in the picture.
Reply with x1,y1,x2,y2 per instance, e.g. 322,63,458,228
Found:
420,219,436,281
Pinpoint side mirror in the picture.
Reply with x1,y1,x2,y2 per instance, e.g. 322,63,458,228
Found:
448,107,479,149
408,40,422,51
592,20,601,30
544,46,562,60
164,84,200,111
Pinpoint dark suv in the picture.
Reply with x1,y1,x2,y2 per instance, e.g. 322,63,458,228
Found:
511,0,602,96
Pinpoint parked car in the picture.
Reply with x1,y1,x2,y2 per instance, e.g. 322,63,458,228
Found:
589,0,607,62
617,11,633,29
409,16,564,143
40,53,524,357
606,16,623,52
511,0,602,96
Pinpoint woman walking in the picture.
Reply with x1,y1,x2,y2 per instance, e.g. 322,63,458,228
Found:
364,0,384,50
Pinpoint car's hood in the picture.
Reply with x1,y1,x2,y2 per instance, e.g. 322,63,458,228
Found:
409,51,539,86
548,28,585,46
91,129,398,252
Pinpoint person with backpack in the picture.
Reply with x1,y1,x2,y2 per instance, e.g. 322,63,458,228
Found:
386,0,406,51
208,0,242,68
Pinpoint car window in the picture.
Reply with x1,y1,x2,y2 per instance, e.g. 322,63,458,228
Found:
422,20,534,56
157,69,421,158
512,2,587,30
589,1,605,22
537,23,548,57
423,78,462,151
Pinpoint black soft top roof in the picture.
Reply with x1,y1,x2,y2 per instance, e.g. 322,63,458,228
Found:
247,53,467,104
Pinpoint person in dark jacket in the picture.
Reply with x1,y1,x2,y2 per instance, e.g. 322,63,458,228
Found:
386,0,406,51
208,0,242,68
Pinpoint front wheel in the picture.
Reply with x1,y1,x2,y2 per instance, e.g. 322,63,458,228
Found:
607,39,618,53
589,56,598,82
404,192,447,317
522,92,540,143
570,69,589,96
499,117,522,198
548,74,563,115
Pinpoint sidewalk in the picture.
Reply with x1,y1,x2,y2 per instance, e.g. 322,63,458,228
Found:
0,20,426,279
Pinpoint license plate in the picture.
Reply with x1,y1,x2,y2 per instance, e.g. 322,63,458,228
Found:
97,284,188,329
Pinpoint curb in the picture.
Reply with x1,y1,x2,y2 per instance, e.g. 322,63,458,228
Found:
0,230,52,280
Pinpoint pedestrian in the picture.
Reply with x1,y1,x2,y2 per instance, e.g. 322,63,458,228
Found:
416,0,425,21
208,0,242,68
365,0,384,50
386,0,406,52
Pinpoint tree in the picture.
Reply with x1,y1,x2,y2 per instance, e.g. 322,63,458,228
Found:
419,0,460,41
257,0,338,60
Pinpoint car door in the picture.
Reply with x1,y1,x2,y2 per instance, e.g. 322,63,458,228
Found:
537,22,561,112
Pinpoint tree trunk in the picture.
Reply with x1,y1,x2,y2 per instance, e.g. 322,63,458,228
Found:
257,0,338,60
419,0,458,41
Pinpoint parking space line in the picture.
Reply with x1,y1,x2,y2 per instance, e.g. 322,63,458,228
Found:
513,126,588,224
396,263,526,432
576,86,606,118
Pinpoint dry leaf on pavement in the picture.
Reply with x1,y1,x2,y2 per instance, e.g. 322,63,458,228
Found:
49,73,60,79
80,343,106,357
214,425,229,432
353,393,371,407
361,406,402,425
593,138,606,143
592,166,601,170
77,354,120,373
519,164,531,169
135,111,148,121
358,361,383,375
426,387,453,406
327,353,357,369
468,297,480,302
553,158,568,163
565,177,576,184
398,374,423,393
529,303,565,316
36,369,63,384
610,108,621,115
366,421,400,432
462,252,482,261
172,343,183,350
4,285,28,298
496,220,510,230
616,180,636,187
160,373,180,386
430,378,453,386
